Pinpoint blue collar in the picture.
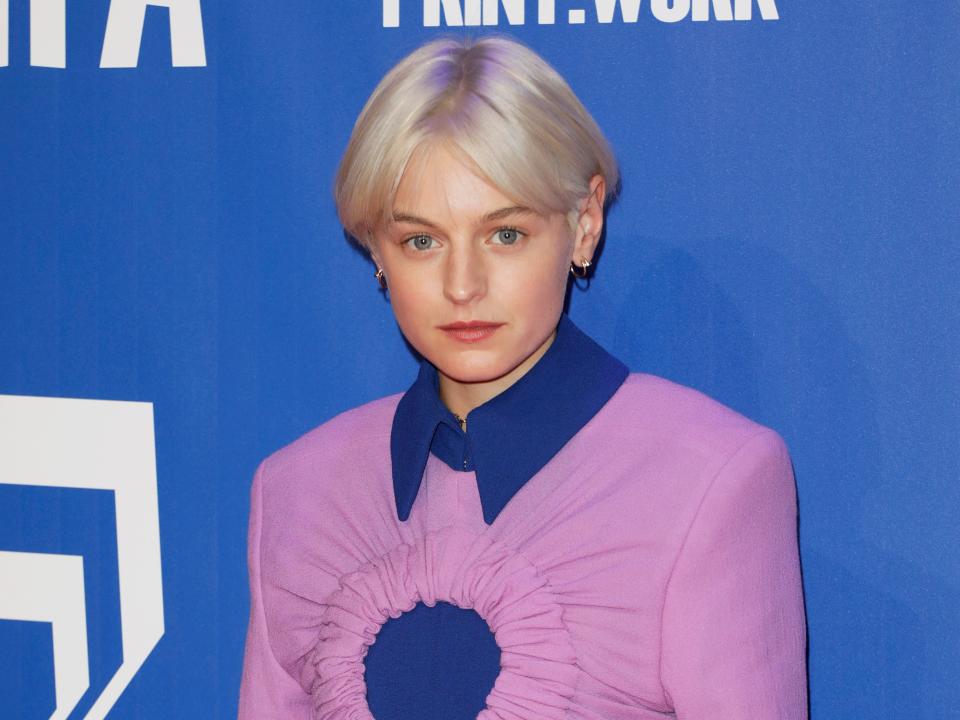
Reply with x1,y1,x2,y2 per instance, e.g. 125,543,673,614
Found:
390,314,630,525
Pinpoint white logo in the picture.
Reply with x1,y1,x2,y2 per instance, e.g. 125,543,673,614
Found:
382,0,779,27
0,0,206,68
0,394,165,720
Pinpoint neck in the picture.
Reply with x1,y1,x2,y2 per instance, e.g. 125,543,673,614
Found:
438,327,558,425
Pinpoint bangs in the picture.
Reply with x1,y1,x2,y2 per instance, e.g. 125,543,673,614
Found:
334,35,619,249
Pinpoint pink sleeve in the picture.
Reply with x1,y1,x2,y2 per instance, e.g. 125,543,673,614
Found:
238,461,313,719
660,430,808,719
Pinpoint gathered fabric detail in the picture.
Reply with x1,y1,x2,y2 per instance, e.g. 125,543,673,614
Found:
300,524,579,720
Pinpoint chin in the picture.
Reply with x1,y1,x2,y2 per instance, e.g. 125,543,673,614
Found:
433,353,517,385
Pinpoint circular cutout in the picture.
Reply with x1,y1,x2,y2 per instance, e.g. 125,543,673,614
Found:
302,525,579,719
364,600,500,719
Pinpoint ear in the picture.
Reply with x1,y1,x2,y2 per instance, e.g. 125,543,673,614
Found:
571,174,606,265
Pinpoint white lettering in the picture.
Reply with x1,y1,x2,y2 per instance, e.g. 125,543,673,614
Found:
651,0,689,22
538,0,555,24
1,0,66,67
594,0,642,24
423,0,464,26
734,0,778,20
692,0,732,21
0,0,5,66
484,0,524,25
100,0,206,68
464,0,481,25
415,0,776,26
384,0,400,26
32,0,65,66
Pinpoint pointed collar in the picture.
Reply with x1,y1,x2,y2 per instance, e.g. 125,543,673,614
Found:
390,313,630,526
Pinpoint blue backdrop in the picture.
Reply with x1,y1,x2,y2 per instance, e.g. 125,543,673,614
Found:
2,1,957,718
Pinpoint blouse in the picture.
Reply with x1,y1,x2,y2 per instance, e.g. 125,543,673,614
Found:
238,314,808,719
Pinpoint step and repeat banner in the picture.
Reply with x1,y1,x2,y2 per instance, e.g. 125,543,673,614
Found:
2,2,957,718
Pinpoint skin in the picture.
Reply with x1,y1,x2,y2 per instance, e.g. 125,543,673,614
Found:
369,139,606,426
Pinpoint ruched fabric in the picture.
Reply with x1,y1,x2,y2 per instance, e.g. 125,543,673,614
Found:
240,374,809,719
300,524,579,720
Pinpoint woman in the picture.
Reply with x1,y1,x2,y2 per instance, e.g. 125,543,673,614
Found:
238,35,807,720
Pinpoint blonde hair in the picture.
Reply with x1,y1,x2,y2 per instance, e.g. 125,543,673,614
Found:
334,34,620,250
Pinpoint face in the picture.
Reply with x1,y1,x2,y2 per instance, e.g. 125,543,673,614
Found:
370,140,604,401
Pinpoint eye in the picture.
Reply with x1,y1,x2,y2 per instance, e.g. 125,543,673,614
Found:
403,234,438,252
491,226,524,246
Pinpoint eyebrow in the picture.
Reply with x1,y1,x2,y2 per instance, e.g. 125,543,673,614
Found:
391,205,538,228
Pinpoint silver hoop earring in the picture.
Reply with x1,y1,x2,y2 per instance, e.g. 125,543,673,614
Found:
570,257,591,279
374,267,387,290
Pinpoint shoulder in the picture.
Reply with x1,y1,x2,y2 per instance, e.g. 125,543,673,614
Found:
603,371,789,469
256,391,403,488
595,373,795,559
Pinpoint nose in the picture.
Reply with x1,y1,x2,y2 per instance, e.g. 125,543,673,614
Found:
442,241,487,305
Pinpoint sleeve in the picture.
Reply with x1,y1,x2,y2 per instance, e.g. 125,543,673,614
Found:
659,429,808,719
238,460,313,719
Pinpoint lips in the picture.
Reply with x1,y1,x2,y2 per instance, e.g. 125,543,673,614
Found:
438,321,504,343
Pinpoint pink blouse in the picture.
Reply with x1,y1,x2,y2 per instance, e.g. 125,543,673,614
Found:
238,372,808,719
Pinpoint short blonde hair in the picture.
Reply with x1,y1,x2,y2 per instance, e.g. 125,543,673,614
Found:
334,34,620,249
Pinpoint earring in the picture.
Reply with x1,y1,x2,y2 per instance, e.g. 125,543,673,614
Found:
570,257,591,278
374,267,387,289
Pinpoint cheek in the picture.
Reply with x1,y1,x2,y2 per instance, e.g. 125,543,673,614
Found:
496,250,568,310
383,270,436,333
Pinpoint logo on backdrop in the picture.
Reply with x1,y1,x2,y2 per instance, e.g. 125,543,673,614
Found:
382,0,779,27
0,0,206,68
0,395,164,720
